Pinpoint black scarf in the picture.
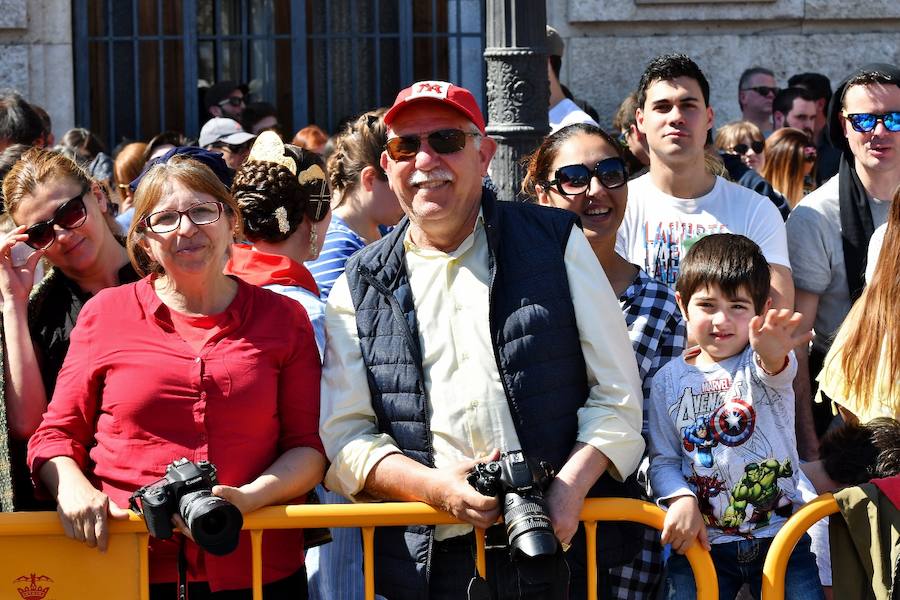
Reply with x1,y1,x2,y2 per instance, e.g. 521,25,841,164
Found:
827,63,900,302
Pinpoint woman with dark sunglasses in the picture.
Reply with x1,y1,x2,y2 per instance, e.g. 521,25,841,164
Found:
715,121,766,172
27,152,324,599
760,127,818,208
0,147,135,510
522,123,685,600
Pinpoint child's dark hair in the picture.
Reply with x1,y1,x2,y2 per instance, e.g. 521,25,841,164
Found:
820,417,900,485
676,234,770,314
637,53,711,110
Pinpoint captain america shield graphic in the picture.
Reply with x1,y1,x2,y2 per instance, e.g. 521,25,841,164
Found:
711,399,756,446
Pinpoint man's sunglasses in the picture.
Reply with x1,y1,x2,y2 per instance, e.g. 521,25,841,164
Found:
218,96,245,108
543,158,628,196
24,192,88,250
742,86,780,97
385,128,480,161
843,112,900,133
732,141,765,156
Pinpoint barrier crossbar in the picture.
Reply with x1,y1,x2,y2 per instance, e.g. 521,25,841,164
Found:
0,498,718,600
761,492,838,600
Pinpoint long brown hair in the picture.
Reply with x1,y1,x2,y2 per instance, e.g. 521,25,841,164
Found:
833,185,900,414
759,128,814,207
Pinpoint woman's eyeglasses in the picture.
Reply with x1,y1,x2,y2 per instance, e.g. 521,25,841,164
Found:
843,112,900,133
24,192,88,250
384,128,480,161
732,141,765,156
543,158,628,196
142,201,223,234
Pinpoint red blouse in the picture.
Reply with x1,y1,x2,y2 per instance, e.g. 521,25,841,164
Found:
28,275,324,591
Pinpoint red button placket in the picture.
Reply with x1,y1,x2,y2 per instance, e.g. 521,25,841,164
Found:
193,355,209,461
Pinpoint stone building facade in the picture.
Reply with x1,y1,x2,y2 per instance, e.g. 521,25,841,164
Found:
548,0,900,129
0,0,74,138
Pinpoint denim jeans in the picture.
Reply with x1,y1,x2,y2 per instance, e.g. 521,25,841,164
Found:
665,534,823,600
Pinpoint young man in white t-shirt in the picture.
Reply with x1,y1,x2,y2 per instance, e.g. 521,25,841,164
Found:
616,54,794,312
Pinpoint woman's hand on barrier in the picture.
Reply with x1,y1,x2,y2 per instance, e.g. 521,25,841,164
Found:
56,480,130,552
0,226,42,304
661,495,710,555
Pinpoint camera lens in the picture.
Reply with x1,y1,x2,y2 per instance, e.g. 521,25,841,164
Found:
179,490,244,556
503,492,558,560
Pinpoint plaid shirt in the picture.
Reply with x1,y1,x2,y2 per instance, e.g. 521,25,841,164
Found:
608,268,685,600
619,268,686,404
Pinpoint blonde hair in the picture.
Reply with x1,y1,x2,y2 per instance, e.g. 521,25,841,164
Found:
714,121,763,153
759,128,814,207
832,185,900,415
127,155,242,276
326,108,388,206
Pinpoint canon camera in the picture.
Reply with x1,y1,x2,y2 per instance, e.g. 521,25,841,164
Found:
129,458,243,556
467,450,558,560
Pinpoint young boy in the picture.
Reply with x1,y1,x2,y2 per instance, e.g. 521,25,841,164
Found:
648,233,823,599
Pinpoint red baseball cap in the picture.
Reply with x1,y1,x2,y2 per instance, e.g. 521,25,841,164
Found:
384,80,486,134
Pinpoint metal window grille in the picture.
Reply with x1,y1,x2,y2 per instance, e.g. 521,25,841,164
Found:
72,1,485,147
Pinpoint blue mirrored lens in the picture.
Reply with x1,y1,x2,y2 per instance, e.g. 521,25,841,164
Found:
884,112,900,131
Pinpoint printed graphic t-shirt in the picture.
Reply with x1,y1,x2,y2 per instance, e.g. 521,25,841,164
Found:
648,346,803,544
616,174,791,288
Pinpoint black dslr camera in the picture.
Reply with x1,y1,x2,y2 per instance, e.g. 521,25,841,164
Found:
129,458,243,556
467,450,558,560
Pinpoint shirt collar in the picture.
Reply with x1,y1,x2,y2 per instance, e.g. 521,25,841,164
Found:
402,208,485,258
137,274,249,331
224,243,319,295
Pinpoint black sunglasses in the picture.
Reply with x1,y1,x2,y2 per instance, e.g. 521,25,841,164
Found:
742,86,780,97
24,192,88,250
385,128,480,161
544,158,628,196
732,141,765,156
218,96,245,108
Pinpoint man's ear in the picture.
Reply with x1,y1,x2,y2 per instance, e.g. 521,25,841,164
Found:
773,111,784,129
635,107,646,135
478,135,498,175
706,105,715,132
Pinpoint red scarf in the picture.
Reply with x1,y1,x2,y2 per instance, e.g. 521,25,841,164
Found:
224,243,319,296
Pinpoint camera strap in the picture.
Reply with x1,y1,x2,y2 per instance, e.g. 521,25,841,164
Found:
177,537,188,600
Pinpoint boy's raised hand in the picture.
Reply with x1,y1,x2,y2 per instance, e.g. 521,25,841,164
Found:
661,495,710,555
749,309,813,374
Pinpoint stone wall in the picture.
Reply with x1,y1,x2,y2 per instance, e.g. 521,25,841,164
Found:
0,0,74,138
548,0,900,130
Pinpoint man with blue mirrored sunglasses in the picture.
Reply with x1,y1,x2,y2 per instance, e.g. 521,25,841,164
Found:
786,63,900,457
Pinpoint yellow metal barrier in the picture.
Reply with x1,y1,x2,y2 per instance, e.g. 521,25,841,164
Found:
0,498,718,600
761,493,839,600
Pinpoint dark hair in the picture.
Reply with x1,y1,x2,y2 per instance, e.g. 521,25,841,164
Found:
0,144,30,210
0,92,44,146
242,101,279,134
840,70,900,106
232,146,328,243
143,130,191,162
773,87,816,117
549,55,562,80
676,233,770,314
326,108,388,204
821,417,900,485
30,104,52,140
637,54,710,109
521,123,622,199
787,72,832,107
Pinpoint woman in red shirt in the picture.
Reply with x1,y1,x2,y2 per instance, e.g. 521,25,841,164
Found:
28,151,325,599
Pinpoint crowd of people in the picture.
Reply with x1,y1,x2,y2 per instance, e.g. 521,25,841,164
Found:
0,42,898,600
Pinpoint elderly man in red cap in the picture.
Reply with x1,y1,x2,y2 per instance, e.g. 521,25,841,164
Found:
319,81,644,599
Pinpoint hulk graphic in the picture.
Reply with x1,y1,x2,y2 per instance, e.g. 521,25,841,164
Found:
721,459,794,533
